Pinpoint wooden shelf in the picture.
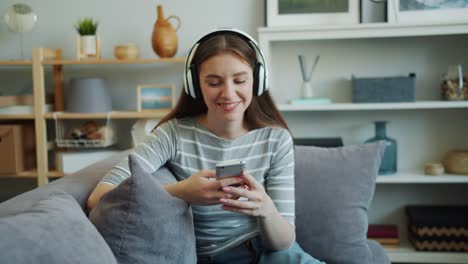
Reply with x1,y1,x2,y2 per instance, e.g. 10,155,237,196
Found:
0,114,35,120
0,60,32,66
17,170,63,178
385,241,468,263
278,101,468,111
376,169,468,184
258,22,468,41
44,110,170,119
42,57,185,65
1,170,64,179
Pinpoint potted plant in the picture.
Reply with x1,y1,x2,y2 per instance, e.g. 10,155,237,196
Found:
75,17,100,59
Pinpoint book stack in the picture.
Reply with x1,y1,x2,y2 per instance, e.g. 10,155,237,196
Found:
406,206,468,252
367,224,400,247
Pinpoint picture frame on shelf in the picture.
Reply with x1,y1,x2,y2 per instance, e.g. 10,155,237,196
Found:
388,0,468,25
137,84,175,112
266,0,359,27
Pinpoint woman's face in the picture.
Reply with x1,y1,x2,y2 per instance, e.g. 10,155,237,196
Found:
199,52,253,124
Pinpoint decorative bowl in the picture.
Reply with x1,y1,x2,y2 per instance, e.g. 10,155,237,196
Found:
114,43,140,60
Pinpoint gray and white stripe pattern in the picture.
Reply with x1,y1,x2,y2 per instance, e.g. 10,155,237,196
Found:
101,117,295,256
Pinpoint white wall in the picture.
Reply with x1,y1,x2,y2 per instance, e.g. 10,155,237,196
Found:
0,0,264,110
0,0,264,59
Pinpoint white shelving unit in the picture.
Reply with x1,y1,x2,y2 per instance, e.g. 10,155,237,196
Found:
258,22,468,72
386,243,468,264
258,22,468,39
278,101,468,111
376,170,468,184
259,23,468,263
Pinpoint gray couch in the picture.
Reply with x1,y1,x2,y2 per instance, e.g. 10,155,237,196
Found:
0,143,390,264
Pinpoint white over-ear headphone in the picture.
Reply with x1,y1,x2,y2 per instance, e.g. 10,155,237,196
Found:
183,28,268,99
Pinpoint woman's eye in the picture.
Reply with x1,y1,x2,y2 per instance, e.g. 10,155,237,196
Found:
235,80,246,84
208,82,221,87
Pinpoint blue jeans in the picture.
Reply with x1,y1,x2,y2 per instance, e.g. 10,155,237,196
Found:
197,236,325,264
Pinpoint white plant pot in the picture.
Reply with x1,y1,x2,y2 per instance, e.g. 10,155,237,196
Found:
80,36,97,55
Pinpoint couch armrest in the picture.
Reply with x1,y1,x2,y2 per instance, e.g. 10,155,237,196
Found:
0,150,131,217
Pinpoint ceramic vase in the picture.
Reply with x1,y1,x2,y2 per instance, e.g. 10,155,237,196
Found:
151,5,181,58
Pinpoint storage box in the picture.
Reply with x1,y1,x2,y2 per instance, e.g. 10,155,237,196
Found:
406,205,468,252
0,125,24,175
352,74,416,103
55,150,119,174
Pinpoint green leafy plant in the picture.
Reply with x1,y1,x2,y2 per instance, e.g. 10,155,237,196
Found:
75,17,98,36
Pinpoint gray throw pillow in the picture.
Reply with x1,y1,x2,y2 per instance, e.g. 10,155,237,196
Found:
0,194,117,264
89,155,197,264
294,142,387,264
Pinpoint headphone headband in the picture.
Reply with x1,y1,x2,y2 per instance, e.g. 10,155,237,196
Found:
184,28,268,99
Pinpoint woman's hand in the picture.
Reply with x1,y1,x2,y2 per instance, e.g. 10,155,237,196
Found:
219,171,277,218
166,170,244,205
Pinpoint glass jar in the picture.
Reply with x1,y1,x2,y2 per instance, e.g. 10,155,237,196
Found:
365,121,397,175
441,64,468,100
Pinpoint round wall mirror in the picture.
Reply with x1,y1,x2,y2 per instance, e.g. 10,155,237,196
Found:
4,3,37,33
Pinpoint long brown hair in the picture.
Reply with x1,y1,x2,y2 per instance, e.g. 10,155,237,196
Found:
156,32,289,131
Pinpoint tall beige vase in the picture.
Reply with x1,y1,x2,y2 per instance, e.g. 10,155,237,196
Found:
151,5,181,58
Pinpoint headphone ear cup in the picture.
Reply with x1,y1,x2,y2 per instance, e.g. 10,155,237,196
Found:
252,62,260,96
190,64,202,99
253,62,265,96
185,68,195,98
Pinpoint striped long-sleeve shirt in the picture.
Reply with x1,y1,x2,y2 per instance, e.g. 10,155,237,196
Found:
101,117,295,256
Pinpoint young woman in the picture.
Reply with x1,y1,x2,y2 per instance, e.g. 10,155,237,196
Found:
87,28,323,264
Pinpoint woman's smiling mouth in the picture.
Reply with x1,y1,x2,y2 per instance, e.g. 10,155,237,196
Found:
218,101,240,111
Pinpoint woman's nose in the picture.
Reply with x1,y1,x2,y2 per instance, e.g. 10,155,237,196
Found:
220,81,236,97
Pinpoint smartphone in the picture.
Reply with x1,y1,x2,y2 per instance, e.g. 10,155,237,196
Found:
216,160,246,178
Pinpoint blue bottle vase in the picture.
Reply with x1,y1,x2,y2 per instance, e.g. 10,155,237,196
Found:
365,121,397,175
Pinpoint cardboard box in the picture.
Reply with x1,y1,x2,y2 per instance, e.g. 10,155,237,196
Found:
0,125,24,175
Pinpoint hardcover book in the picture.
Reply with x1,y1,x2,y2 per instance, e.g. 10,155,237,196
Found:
367,224,399,238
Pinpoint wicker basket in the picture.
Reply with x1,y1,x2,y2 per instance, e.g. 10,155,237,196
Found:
443,150,468,175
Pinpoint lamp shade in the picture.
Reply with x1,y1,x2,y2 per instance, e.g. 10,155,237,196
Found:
66,77,112,113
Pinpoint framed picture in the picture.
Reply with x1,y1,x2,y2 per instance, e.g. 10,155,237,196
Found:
137,84,175,112
266,0,359,27
388,0,468,24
